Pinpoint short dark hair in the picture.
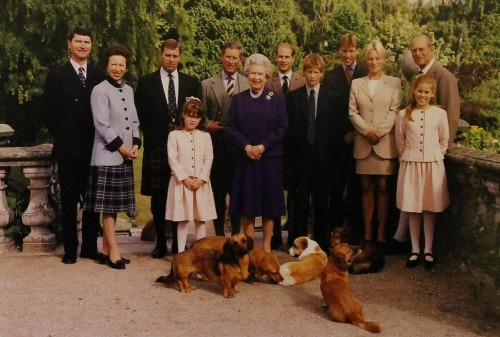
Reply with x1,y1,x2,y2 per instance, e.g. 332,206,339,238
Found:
103,45,131,64
161,39,182,53
275,43,296,57
338,33,360,50
220,41,244,56
68,27,93,42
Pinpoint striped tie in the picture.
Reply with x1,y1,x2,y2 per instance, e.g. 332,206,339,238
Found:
227,76,234,97
78,67,86,86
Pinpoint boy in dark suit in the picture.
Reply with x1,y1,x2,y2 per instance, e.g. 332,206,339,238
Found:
42,27,104,264
285,53,341,252
323,33,368,240
136,39,201,258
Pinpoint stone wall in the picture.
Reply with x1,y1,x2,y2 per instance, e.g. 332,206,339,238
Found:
439,146,499,293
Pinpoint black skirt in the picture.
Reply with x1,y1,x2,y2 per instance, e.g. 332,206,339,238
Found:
83,161,136,214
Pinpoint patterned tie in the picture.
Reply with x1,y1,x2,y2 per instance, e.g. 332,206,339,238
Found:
227,76,234,97
307,89,316,144
78,67,86,87
345,66,352,85
282,75,289,94
167,73,177,122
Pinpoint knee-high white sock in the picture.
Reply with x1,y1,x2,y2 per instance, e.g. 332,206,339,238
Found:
408,212,422,256
423,212,435,258
393,211,409,242
177,221,189,253
194,220,206,240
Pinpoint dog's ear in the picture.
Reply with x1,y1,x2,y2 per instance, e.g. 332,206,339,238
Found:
300,238,308,250
245,235,254,251
334,252,349,271
223,239,234,257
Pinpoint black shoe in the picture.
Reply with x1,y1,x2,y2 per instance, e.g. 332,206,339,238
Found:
80,251,101,260
423,253,436,270
152,244,167,259
98,253,130,264
405,253,420,269
271,235,283,249
107,259,126,270
62,255,77,264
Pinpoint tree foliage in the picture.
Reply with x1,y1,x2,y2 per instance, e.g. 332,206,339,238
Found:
0,0,498,145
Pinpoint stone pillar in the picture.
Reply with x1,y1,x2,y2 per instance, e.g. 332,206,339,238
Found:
0,168,15,251
22,166,57,252
483,178,500,246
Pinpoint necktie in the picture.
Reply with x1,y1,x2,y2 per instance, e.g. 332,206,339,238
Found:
78,67,86,86
167,73,177,122
307,89,316,144
282,75,289,94
345,66,352,85
227,76,234,97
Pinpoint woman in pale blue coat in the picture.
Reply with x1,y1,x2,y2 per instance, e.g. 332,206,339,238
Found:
83,45,141,269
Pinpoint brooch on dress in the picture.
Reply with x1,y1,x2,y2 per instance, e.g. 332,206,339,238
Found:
266,92,274,100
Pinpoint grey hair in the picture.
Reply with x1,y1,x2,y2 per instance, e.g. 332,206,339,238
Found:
243,53,273,79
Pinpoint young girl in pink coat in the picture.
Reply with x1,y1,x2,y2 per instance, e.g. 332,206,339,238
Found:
395,75,450,270
165,97,217,253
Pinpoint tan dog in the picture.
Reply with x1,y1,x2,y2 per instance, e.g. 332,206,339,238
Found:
321,243,381,333
330,227,385,274
191,236,282,283
156,233,252,298
279,237,328,286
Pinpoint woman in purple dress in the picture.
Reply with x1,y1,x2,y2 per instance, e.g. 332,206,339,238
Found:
226,53,287,253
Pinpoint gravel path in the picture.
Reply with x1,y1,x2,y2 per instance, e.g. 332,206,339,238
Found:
0,233,496,337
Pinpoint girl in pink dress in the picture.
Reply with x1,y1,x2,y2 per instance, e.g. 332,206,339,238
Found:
395,75,450,270
165,98,217,253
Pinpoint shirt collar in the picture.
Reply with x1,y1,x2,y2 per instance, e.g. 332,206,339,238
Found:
70,59,87,74
342,61,357,72
160,67,179,79
279,71,293,81
222,71,238,81
420,58,435,74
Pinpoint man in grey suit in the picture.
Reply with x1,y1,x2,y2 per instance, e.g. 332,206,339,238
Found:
202,41,249,236
389,34,460,254
266,43,305,248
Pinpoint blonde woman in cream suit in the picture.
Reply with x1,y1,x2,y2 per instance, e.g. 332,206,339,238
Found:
349,40,402,246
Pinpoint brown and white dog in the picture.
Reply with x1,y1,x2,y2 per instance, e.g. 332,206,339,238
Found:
156,233,253,298
191,236,282,283
321,243,381,333
279,237,328,286
330,227,385,274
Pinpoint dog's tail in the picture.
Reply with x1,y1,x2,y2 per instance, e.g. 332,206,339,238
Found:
155,262,176,286
355,320,381,334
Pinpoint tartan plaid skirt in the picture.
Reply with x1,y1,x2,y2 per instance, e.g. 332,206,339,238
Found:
140,145,170,196
83,162,136,214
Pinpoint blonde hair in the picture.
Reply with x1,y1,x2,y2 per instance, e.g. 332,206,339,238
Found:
405,74,437,121
364,40,387,59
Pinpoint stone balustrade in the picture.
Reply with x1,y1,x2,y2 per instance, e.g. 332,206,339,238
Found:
440,146,499,286
0,144,57,252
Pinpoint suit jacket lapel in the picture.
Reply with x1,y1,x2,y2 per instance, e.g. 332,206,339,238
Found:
359,77,372,100
152,70,168,109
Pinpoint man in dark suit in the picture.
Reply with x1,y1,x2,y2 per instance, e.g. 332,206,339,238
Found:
202,41,249,237
266,43,306,248
42,27,104,264
323,33,368,240
136,39,201,258
286,53,341,252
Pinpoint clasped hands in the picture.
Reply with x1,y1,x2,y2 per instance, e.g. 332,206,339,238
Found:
245,144,265,160
183,176,203,191
118,145,139,161
365,130,380,145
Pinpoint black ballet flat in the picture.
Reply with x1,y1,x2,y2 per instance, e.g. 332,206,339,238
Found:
98,253,130,265
405,253,420,269
423,253,436,270
107,259,126,270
